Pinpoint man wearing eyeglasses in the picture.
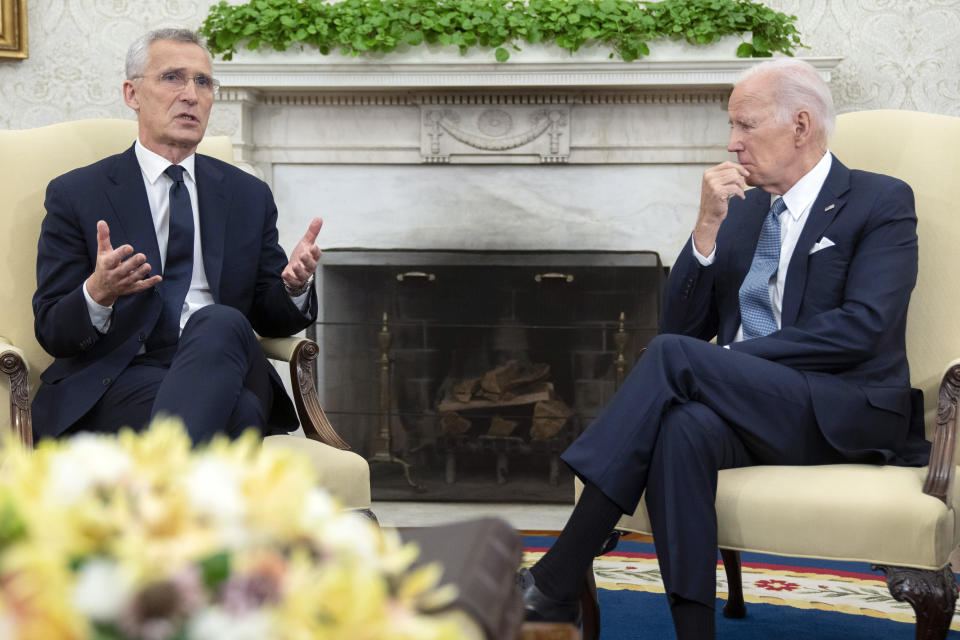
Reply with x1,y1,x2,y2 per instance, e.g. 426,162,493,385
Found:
31,28,322,443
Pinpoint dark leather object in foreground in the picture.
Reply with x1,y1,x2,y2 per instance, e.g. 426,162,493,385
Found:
400,517,524,639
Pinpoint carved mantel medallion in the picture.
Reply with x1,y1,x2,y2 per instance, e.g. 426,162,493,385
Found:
421,105,570,164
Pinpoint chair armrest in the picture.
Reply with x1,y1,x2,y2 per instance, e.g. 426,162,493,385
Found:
258,335,302,362
258,335,350,450
0,336,32,448
921,359,960,504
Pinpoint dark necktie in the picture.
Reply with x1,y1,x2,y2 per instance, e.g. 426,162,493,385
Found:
738,196,787,339
147,164,195,351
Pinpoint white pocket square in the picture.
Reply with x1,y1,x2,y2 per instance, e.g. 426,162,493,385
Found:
809,237,836,254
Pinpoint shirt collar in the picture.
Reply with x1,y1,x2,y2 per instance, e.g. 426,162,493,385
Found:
134,139,196,185
774,151,833,221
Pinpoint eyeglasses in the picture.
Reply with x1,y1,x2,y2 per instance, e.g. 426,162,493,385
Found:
133,70,221,95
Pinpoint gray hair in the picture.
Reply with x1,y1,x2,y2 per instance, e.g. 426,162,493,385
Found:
125,28,211,79
737,58,836,142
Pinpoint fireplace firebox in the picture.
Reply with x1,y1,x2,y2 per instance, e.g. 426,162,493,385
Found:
311,250,663,503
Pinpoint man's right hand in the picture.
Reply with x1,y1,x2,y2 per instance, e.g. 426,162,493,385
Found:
693,162,750,256
85,220,162,307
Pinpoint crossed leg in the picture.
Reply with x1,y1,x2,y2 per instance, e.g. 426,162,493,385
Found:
529,334,843,637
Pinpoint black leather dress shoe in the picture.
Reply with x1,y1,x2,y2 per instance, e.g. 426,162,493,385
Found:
516,568,582,625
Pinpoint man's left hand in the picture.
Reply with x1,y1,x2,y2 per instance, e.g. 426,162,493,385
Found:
282,217,323,294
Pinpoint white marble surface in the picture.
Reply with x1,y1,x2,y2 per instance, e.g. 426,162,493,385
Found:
214,40,843,90
372,501,574,532
240,93,734,166
274,163,705,262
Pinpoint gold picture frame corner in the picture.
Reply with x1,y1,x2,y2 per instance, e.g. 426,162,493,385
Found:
0,0,29,61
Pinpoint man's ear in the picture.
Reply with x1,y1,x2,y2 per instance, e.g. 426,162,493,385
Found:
122,80,140,111
794,109,813,147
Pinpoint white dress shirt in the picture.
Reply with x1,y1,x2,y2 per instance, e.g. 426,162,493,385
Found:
83,140,308,336
692,151,833,343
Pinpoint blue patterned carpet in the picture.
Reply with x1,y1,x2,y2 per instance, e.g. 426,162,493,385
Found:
523,535,960,640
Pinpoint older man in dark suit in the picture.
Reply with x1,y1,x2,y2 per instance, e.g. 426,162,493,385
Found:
519,58,930,639
32,28,322,443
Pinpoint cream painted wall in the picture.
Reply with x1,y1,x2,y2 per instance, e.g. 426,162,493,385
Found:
0,0,958,130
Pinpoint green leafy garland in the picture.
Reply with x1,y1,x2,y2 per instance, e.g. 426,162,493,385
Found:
200,0,804,62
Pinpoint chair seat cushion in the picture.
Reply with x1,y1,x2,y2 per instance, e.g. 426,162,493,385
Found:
263,435,371,511
608,464,957,569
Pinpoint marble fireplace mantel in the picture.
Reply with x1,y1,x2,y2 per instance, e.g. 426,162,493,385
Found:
213,43,841,90
209,48,841,260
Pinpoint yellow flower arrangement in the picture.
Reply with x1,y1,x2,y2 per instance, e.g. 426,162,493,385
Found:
0,419,462,640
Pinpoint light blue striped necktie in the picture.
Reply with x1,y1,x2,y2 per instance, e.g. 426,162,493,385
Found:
738,196,787,339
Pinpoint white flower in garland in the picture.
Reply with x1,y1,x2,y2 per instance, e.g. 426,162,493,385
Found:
71,558,133,622
185,453,248,549
186,455,246,524
187,607,271,640
45,433,133,504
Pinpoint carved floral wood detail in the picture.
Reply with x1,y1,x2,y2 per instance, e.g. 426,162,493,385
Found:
873,564,957,640
0,349,31,446
0,1,959,130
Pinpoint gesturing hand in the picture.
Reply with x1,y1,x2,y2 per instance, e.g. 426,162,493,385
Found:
693,162,750,256
282,217,323,295
85,220,161,307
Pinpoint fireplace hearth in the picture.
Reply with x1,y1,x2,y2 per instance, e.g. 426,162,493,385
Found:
312,249,663,503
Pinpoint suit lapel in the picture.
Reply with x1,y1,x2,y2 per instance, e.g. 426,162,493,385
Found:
105,146,161,274
195,154,228,303
780,155,851,327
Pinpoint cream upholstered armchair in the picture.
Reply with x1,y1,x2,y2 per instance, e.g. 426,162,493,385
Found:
577,110,960,640
0,119,372,516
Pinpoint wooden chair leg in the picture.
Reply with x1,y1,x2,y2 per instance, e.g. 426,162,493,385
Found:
580,567,601,640
720,548,747,619
874,564,957,640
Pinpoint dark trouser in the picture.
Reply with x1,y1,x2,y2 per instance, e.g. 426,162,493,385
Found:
562,333,844,607
72,305,274,443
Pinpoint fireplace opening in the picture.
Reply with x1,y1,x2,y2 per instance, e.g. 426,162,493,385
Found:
312,250,663,503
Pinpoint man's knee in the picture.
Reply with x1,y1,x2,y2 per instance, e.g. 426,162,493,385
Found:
181,305,254,348
644,333,675,358
185,304,249,331
645,333,712,360
624,333,685,383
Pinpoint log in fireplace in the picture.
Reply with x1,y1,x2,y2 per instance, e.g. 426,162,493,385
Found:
312,249,663,502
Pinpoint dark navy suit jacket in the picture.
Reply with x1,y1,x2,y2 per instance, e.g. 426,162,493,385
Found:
662,155,928,464
32,145,317,439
